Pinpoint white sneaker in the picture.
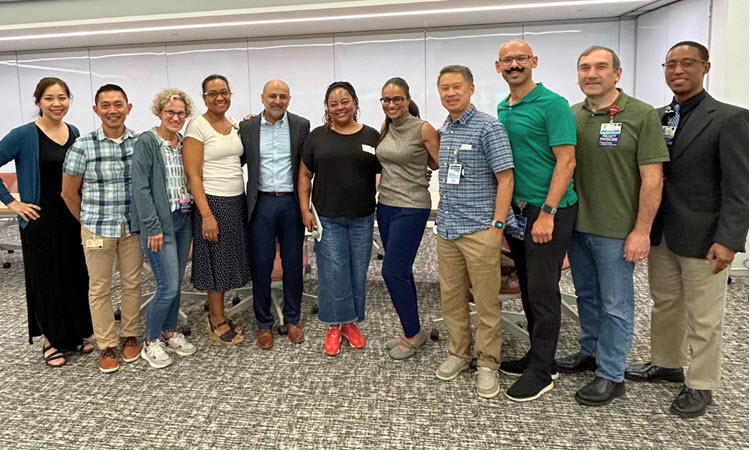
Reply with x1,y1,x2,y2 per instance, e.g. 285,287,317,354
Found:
162,332,197,356
140,340,173,369
476,367,501,399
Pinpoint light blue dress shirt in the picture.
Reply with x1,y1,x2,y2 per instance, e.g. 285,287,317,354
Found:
259,111,293,192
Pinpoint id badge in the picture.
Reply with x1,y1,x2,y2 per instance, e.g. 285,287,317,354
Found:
86,238,103,250
510,215,526,241
447,163,462,185
599,123,622,147
179,199,191,213
662,125,676,142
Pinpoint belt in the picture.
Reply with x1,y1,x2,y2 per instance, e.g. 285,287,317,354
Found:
260,191,293,196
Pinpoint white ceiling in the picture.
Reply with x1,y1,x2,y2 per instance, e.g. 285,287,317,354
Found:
0,0,667,52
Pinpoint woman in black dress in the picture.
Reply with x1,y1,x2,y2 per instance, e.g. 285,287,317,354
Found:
0,77,93,367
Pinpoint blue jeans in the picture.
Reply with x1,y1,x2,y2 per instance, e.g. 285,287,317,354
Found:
377,204,430,338
315,214,374,324
248,193,304,329
568,230,635,382
142,210,193,342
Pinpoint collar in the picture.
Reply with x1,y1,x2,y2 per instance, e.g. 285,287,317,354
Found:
499,82,545,107
95,127,135,142
450,104,477,125
670,90,707,115
261,111,288,126
151,127,183,146
580,88,629,115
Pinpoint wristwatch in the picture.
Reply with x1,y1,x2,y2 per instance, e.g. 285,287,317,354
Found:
541,203,557,215
491,220,504,229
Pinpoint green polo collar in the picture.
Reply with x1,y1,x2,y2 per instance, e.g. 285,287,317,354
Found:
579,88,629,115
499,82,546,108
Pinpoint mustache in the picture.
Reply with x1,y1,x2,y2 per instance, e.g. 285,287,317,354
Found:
504,67,524,74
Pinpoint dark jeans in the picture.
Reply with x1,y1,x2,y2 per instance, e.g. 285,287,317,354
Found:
505,202,577,382
248,193,304,329
377,204,431,338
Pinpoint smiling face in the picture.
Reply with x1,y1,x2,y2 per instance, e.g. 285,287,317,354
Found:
203,78,231,115
438,71,474,118
381,83,410,121
664,44,709,100
37,83,70,121
261,80,290,123
93,90,131,132
577,49,621,99
159,99,187,133
326,87,357,126
496,40,537,88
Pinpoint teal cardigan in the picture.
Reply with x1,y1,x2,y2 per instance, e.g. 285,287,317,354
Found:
0,122,80,228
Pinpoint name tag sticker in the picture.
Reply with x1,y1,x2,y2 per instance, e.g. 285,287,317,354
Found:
599,123,622,147
662,125,676,141
460,144,472,150
447,164,462,184
361,144,375,155
86,239,104,250
509,215,527,241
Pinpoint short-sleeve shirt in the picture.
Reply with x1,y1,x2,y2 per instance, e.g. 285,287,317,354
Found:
300,124,381,218
437,104,516,239
62,127,139,237
497,83,577,207
572,89,669,239
184,115,244,197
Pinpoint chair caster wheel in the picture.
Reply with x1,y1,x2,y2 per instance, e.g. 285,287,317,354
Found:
179,326,191,337
469,358,478,370
2,262,10,269
430,329,439,341
231,296,241,306
312,305,319,314
377,253,384,260
203,303,209,312
114,309,121,321
278,325,288,335
728,276,732,285
305,265,312,274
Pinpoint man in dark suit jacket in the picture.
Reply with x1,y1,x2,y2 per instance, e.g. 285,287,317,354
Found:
626,41,749,418
239,80,311,349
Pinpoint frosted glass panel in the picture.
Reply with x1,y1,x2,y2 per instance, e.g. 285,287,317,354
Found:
248,35,334,128
89,45,169,133
524,21,620,107
16,49,95,134
0,53,21,172
334,31,426,131
167,40,251,125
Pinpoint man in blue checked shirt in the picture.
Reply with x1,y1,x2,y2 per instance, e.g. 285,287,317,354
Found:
62,84,142,374
433,65,515,400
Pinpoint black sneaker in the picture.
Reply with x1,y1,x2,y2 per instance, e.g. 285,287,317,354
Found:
505,373,554,402
500,356,559,380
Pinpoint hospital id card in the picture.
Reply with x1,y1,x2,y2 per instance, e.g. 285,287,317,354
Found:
447,164,462,185
85,239,103,250
598,123,622,147
662,125,676,142
509,215,527,241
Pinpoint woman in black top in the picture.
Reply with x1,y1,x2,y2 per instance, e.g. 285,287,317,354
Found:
299,81,380,356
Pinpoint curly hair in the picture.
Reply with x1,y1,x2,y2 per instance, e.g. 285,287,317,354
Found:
151,88,195,117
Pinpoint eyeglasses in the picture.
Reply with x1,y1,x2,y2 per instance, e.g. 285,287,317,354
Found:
498,54,533,67
662,58,707,72
204,90,231,99
380,96,406,105
163,109,187,119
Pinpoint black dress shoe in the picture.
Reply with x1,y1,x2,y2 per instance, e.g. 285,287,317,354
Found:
670,386,712,418
556,352,597,374
625,361,684,383
574,376,626,406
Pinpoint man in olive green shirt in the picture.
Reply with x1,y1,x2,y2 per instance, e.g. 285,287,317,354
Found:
555,46,669,407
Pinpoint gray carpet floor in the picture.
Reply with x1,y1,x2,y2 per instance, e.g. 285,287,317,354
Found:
0,226,747,449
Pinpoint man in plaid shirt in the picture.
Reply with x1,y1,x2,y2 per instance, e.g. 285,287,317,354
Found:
433,65,515,399
62,84,142,374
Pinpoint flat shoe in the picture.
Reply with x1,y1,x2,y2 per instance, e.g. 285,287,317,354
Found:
388,331,427,360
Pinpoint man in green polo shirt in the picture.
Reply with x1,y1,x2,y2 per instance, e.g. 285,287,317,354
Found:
555,45,669,407
495,39,578,402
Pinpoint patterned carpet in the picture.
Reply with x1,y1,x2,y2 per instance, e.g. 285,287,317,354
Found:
0,226,747,449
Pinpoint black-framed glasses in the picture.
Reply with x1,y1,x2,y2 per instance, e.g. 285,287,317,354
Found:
498,54,533,67
163,109,187,119
662,58,707,72
380,96,406,105
204,90,231,99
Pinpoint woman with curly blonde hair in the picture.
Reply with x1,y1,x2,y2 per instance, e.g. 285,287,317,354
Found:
132,88,197,368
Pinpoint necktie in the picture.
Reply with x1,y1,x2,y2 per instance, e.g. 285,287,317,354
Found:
668,103,680,129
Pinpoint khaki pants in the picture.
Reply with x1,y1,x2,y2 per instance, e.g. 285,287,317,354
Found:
81,224,143,350
648,238,729,390
437,228,502,370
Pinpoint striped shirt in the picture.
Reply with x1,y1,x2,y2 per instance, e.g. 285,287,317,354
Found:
63,127,139,237
150,128,190,212
437,104,516,239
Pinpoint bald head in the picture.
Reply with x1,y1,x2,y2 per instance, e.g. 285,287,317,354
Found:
496,39,537,89
261,79,291,123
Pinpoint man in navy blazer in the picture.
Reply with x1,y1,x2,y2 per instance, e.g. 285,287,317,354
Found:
239,80,311,349
626,41,749,418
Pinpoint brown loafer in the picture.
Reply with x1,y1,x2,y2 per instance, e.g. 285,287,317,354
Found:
286,323,305,344
257,328,274,349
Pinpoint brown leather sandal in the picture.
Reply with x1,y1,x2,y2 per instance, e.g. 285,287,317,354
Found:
206,317,244,345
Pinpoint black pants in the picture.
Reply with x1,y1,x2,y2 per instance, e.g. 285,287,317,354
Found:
505,202,577,382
